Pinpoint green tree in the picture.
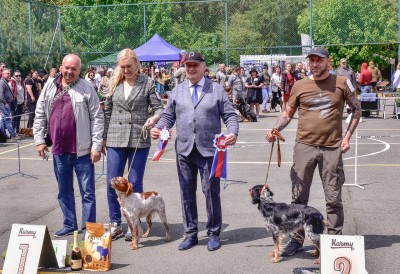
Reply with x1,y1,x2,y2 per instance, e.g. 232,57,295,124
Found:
0,0,62,74
297,0,398,71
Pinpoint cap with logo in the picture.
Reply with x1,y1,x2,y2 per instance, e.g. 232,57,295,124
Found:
184,51,205,64
306,47,330,58
340,58,347,63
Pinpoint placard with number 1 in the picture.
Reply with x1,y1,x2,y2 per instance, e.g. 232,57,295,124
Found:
3,224,59,274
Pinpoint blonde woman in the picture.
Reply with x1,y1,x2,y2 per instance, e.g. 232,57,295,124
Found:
103,48,163,241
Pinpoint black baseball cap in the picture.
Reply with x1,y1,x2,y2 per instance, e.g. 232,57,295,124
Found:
38,69,47,75
306,47,329,58
185,51,205,64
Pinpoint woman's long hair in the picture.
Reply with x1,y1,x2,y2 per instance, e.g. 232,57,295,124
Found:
25,69,37,81
108,48,141,96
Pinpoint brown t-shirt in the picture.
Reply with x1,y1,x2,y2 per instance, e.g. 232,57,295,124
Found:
287,74,356,147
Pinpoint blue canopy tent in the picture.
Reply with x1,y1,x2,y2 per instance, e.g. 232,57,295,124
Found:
88,34,182,66
134,33,182,62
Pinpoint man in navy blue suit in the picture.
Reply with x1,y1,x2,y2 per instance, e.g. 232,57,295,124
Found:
151,51,238,251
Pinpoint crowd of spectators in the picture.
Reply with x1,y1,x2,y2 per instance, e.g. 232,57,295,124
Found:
0,55,393,141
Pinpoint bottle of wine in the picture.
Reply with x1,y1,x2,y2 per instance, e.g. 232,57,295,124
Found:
70,230,82,271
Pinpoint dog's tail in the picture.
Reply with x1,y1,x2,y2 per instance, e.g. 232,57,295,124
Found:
307,212,325,234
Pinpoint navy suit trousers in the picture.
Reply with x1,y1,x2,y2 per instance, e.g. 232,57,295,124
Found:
176,145,222,238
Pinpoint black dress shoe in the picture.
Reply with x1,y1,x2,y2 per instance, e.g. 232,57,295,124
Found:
207,235,221,251
178,237,198,251
54,227,75,238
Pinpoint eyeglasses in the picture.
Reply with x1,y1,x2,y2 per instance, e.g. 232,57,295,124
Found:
14,75,21,77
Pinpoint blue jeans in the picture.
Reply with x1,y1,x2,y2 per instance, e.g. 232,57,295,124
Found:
0,105,16,137
360,85,372,93
53,153,96,231
13,104,24,133
106,147,150,224
0,113,4,135
261,87,270,110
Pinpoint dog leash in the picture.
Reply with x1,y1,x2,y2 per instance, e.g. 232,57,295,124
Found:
127,124,149,175
265,129,285,184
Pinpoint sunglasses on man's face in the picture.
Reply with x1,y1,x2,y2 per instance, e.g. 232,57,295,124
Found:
14,75,21,77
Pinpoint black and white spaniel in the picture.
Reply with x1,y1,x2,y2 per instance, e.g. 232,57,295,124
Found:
249,184,325,263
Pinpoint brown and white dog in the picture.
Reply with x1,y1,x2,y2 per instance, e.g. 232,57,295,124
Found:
111,176,171,250
249,184,326,264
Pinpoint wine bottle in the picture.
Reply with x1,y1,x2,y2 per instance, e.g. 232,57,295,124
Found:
70,230,82,271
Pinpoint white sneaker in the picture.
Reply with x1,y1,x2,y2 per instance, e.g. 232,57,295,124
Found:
111,222,124,240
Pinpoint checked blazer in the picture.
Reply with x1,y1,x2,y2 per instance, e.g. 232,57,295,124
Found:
103,73,163,148
156,77,238,157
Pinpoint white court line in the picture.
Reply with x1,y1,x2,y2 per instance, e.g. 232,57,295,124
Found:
149,160,400,167
0,157,51,161
2,156,395,167
343,138,390,161
0,143,34,155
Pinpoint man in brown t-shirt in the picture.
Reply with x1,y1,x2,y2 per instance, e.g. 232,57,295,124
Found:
265,47,361,257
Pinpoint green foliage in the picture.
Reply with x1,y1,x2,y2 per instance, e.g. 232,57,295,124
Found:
1,0,399,71
297,0,398,70
0,0,63,74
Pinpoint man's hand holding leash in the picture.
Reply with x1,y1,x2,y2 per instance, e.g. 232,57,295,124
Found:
265,104,297,143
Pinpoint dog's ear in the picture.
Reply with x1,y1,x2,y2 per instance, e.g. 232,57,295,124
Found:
250,185,263,204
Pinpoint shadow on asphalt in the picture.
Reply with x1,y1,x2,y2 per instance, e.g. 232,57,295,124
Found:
120,222,276,247
110,263,130,270
364,234,400,250
220,226,269,245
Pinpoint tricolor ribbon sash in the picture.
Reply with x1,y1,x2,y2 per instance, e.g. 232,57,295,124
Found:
210,133,228,179
152,128,172,161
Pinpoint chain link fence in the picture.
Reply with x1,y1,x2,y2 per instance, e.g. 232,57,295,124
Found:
0,0,399,76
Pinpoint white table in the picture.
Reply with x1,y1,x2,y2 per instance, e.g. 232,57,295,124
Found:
378,92,400,119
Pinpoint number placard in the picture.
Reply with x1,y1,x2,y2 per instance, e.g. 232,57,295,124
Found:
3,224,59,274
320,235,367,274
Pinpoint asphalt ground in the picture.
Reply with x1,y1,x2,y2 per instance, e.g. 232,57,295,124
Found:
0,111,399,274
